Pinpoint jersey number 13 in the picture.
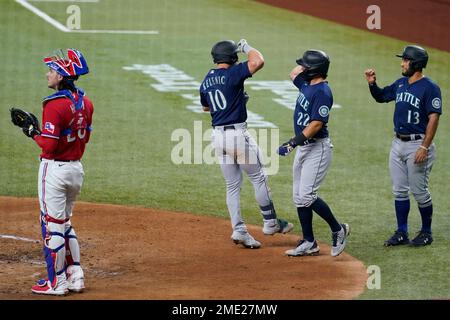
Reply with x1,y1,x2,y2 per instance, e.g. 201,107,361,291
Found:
407,110,420,124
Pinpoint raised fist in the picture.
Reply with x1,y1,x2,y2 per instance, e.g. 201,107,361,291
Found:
364,69,377,84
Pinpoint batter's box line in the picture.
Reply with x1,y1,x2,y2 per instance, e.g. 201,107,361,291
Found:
15,0,159,35
0,234,40,243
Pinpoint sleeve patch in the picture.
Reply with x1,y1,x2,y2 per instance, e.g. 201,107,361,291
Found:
432,97,441,109
318,105,330,117
44,122,55,134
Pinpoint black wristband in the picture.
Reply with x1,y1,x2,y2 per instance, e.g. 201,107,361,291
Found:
292,133,308,146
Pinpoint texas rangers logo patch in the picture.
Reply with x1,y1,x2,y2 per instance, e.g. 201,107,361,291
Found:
432,98,441,109
45,122,55,134
318,105,330,117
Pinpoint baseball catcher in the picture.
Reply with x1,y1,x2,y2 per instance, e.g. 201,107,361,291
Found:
15,48,93,296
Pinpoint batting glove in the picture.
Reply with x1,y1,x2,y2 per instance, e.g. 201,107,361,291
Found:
277,139,297,156
237,39,253,54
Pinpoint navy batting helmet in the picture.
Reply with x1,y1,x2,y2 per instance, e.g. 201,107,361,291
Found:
396,45,428,76
296,50,330,81
211,40,239,65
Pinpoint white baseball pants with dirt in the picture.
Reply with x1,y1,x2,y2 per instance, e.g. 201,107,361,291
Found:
38,158,84,282
212,122,277,234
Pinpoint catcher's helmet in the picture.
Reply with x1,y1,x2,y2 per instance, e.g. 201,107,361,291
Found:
44,48,89,77
211,40,239,65
396,45,428,74
296,50,330,81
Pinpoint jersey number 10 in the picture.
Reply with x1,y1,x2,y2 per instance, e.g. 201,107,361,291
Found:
208,89,227,112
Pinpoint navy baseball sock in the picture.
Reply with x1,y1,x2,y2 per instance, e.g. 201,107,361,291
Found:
297,206,314,242
311,197,341,233
395,199,410,233
418,202,433,233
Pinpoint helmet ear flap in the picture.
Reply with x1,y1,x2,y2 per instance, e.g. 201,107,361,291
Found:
408,58,426,73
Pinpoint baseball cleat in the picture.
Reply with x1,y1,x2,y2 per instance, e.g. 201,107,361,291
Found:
263,218,294,235
410,231,433,247
231,231,261,249
66,265,85,292
285,239,320,257
31,277,68,296
384,230,409,246
331,223,350,257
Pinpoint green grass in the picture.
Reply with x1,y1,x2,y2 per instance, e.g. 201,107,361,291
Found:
1,0,449,299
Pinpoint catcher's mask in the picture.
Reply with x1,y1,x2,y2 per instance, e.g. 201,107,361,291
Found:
296,49,330,82
396,45,428,77
211,40,239,65
44,48,89,78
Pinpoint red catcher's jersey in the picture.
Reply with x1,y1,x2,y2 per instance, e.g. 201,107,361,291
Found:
40,93,94,160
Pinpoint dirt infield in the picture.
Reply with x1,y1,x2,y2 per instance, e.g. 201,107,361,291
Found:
0,196,367,300
257,0,450,52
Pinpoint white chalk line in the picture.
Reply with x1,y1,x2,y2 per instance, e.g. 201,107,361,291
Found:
0,234,40,243
16,0,69,31
15,0,159,34
29,0,99,3
71,29,159,34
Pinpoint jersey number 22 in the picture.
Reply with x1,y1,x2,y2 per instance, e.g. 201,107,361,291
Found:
297,112,310,127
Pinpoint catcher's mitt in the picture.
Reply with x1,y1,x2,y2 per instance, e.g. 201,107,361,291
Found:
10,107,41,138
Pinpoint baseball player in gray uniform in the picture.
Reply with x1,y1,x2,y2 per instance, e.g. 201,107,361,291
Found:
365,45,442,246
277,50,350,257
200,39,294,249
